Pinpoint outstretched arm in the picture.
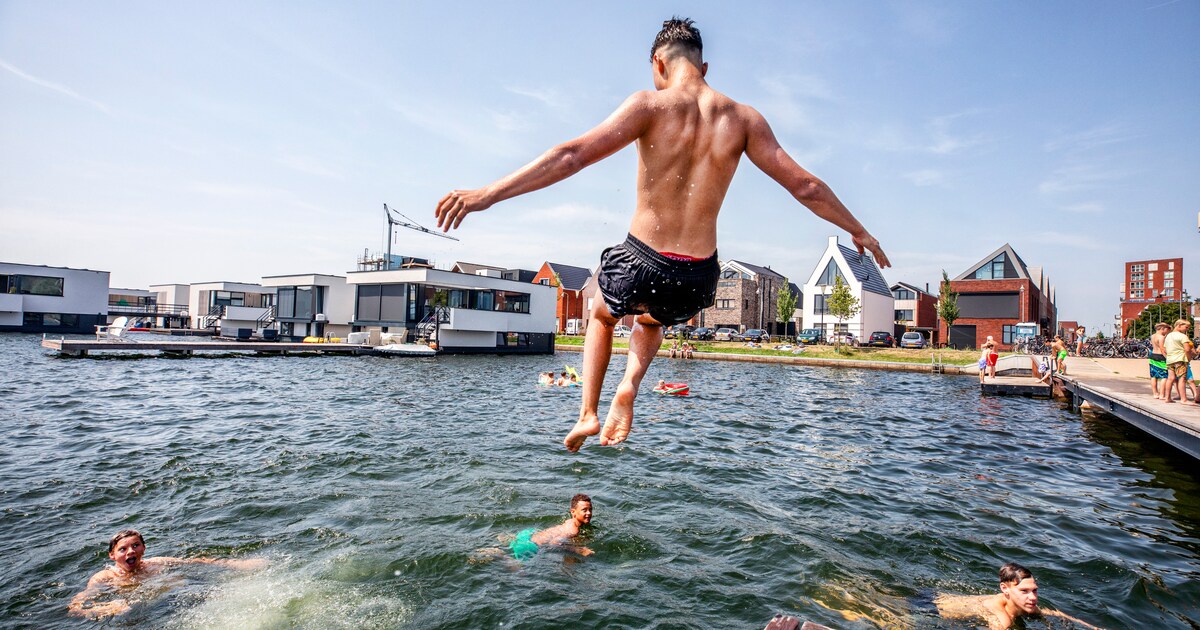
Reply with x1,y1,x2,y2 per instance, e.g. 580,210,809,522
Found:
743,107,890,268
435,91,654,231
1042,608,1104,629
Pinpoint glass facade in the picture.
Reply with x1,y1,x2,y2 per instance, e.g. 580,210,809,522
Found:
816,260,846,286
3,274,64,296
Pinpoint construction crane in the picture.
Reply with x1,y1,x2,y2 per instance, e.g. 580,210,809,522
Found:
384,203,458,270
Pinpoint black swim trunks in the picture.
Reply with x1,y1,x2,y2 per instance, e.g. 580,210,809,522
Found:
596,233,719,326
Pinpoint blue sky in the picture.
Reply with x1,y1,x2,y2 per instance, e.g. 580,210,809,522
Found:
2,1,1197,334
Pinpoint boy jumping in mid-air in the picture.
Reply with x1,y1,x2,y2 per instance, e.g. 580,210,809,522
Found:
436,18,889,452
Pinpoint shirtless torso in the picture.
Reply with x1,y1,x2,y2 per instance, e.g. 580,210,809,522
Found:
1152,330,1167,355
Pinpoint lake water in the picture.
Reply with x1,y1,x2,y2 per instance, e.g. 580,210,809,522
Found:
1,333,1197,629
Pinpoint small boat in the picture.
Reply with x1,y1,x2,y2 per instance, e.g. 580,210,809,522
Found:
653,382,689,396
376,343,437,356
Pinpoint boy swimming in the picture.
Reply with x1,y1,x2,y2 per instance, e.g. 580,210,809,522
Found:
68,529,266,619
436,18,889,452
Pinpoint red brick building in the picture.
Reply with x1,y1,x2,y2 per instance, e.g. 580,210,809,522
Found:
938,244,1057,349
1119,257,1184,336
533,262,593,333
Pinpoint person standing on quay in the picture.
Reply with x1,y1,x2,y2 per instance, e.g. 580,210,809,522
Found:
436,17,889,452
1162,319,1195,405
1149,322,1170,399
1075,326,1086,356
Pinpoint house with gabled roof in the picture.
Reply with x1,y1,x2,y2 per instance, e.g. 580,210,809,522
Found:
533,262,593,333
801,236,893,341
938,243,1057,349
697,260,789,334
891,281,939,344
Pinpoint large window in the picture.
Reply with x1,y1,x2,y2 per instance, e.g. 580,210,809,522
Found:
894,309,914,321
277,286,321,320
7,274,64,296
213,291,245,307
356,284,406,321
1131,264,1144,273
958,293,1019,318
1002,324,1017,344
973,254,1014,280
716,299,733,310
816,260,846,286
813,294,829,314
495,290,530,314
892,288,915,300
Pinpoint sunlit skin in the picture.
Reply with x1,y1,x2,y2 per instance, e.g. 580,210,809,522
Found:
1151,324,1168,399
936,577,1103,630
1162,320,1195,405
68,531,267,620
436,29,889,453
531,499,593,555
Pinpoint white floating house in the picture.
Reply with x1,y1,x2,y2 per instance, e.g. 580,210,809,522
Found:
346,266,556,354
260,273,355,340
0,262,109,334
187,281,276,338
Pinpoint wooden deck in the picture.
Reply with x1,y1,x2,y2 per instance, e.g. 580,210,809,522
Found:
42,337,374,357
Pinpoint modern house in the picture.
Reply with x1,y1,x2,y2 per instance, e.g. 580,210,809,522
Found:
938,244,1057,349
187,281,276,337
148,283,192,328
1119,257,1184,336
801,236,893,340
452,261,538,284
890,281,939,344
533,262,593,333
0,262,109,334
346,266,556,354
260,273,354,339
698,260,789,334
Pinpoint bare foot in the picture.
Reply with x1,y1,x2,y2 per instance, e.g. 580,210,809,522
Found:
600,382,636,446
564,412,600,452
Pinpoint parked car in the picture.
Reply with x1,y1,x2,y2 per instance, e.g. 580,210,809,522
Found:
733,328,769,343
833,332,859,346
867,331,895,347
690,327,715,341
797,328,825,345
899,331,927,349
613,324,632,338
713,327,737,341
664,324,696,339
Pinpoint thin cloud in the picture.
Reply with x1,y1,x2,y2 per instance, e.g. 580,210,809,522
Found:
1028,231,1104,250
1037,163,1115,195
1061,202,1104,214
277,154,345,181
903,169,945,187
0,58,110,114
1042,123,1136,153
505,85,568,110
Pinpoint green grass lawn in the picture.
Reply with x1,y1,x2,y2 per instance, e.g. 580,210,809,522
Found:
554,336,983,365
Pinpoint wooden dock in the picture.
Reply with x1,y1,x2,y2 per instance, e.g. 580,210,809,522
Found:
42,337,374,357
1056,357,1200,460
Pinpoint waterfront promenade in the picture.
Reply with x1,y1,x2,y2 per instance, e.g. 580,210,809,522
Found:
1057,357,1200,460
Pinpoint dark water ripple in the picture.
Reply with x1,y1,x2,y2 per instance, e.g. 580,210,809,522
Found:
1,333,1198,628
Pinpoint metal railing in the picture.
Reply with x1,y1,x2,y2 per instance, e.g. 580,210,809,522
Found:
199,305,224,329
256,305,276,330
106,302,189,317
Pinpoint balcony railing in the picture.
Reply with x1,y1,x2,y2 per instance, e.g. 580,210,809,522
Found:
106,302,189,317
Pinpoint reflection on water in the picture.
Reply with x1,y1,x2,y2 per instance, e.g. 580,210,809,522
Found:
0,333,1198,629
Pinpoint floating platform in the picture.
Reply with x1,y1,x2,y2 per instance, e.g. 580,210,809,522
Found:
980,375,1051,397
43,337,377,357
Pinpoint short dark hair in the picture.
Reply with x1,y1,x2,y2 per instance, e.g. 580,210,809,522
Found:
650,17,702,62
999,562,1034,585
108,529,144,553
571,493,591,509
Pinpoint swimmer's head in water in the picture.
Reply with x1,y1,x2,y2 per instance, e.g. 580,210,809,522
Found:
650,17,702,65
108,529,144,554
570,493,593,524
108,529,146,572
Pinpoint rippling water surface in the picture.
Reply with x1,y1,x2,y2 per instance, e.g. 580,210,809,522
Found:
1,333,1198,629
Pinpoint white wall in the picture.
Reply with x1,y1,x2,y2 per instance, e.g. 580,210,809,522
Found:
0,262,109,325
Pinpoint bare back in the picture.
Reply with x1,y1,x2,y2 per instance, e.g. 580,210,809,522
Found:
629,85,748,256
